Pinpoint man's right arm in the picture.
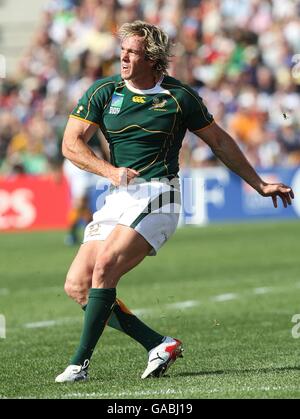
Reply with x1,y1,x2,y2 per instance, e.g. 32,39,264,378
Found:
62,117,139,185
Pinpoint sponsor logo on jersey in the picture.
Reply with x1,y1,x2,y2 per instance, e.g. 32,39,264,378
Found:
132,96,146,104
149,97,167,111
76,105,84,114
109,92,125,115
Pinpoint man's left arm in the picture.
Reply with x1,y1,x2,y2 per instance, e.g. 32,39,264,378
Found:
194,121,294,208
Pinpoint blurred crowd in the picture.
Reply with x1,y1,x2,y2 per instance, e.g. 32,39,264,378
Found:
1,0,300,176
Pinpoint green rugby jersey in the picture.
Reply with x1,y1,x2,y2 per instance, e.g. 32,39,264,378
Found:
70,74,214,181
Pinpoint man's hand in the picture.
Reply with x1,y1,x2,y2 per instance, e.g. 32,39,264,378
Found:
107,167,140,186
259,183,294,208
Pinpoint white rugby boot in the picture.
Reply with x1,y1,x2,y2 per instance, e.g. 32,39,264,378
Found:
141,336,183,379
55,360,89,383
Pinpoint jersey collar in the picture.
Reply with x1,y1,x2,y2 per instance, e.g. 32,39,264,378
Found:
124,76,165,95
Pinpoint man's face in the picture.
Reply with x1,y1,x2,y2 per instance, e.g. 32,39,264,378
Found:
120,35,154,86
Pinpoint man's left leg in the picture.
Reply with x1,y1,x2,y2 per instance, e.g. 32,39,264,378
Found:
107,298,164,352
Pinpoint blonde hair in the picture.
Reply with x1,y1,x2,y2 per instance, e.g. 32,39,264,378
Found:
118,21,172,75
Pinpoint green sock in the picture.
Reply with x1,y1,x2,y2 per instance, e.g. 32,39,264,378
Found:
82,298,164,352
71,288,116,366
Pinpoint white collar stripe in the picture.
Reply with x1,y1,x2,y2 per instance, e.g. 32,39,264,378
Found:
124,78,170,96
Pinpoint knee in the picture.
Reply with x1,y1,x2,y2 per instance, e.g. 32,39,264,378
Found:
64,276,89,305
93,252,118,287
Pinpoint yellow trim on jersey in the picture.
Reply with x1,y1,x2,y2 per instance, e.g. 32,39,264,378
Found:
162,82,212,124
192,119,215,133
69,115,100,127
139,113,178,174
164,91,182,113
139,152,161,173
86,81,115,120
107,125,170,135
163,113,178,174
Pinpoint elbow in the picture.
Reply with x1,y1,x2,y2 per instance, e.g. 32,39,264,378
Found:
61,141,67,158
61,144,69,159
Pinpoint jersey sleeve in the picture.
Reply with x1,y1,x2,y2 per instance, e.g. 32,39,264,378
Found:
182,85,214,132
70,80,109,126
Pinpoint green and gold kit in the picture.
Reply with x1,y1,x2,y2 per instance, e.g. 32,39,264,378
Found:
70,74,214,181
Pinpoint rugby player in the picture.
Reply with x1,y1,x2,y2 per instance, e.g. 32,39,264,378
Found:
55,21,294,383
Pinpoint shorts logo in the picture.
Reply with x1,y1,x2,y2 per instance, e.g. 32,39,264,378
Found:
109,92,124,115
76,105,84,114
132,96,146,104
88,222,101,236
149,97,167,111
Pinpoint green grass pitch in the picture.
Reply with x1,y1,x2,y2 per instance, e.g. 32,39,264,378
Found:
0,220,300,399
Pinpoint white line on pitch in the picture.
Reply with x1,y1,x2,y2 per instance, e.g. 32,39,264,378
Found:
63,385,300,399
22,284,283,330
2,384,299,399
133,308,155,316
254,287,270,295
0,288,10,296
23,301,200,329
211,293,238,302
166,300,200,310
63,389,178,398
24,321,58,329
24,317,82,329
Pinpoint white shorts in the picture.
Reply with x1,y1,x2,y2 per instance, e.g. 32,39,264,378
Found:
83,180,181,255
63,159,91,199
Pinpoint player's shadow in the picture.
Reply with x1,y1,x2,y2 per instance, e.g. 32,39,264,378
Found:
176,365,300,377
